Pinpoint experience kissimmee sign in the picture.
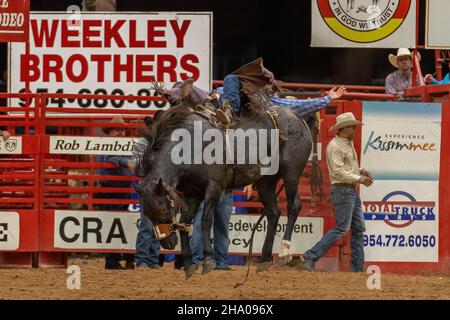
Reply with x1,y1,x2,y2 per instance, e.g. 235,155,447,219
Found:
8,12,212,110
0,0,29,43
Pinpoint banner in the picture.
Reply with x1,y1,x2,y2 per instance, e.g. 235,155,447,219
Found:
49,136,135,155
0,212,20,251
361,102,441,262
9,12,212,110
53,210,324,254
311,0,416,48
425,0,450,49
0,0,29,43
0,136,22,154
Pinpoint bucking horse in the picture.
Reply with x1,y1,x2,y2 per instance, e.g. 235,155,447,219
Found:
134,92,315,279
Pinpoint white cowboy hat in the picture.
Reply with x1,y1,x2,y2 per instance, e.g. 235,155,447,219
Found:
388,48,421,69
330,112,363,131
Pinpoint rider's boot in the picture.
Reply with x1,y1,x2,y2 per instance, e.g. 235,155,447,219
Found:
215,100,236,126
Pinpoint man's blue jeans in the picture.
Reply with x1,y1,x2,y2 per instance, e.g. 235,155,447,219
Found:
135,197,161,267
221,75,242,114
304,185,366,272
190,193,233,268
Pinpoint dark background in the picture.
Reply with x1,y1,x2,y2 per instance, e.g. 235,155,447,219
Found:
0,0,444,88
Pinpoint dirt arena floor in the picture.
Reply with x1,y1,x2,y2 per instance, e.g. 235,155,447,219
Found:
0,257,449,300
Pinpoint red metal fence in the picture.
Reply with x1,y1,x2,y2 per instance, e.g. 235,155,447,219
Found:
1,85,448,273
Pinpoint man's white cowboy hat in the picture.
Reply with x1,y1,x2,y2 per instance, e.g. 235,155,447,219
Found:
330,112,363,131
388,48,421,69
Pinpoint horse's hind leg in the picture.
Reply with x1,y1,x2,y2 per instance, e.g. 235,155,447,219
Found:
200,182,223,275
180,196,201,279
255,176,281,272
279,162,305,265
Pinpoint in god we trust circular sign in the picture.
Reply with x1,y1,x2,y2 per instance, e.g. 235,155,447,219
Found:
317,0,412,43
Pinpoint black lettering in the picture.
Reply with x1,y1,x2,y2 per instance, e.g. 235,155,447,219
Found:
106,218,127,243
59,217,80,242
83,217,102,243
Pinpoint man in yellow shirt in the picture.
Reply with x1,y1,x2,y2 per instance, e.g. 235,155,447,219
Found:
301,112,373,272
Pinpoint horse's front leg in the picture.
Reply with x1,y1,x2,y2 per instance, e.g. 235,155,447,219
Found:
279,169,303,265
179,196,202,279
201,182,223,275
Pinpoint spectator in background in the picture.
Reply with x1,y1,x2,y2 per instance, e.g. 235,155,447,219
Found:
385,48,421,100
133,113,165,269
190,191,234,271
98,116,135,269
425,58,450,85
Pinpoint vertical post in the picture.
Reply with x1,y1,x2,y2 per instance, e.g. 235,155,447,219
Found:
435,50,443,81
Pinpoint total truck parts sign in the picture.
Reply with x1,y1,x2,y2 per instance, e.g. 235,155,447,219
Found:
53,210,323,253
361,102,441,262
0,212,20,251
9,12,212,110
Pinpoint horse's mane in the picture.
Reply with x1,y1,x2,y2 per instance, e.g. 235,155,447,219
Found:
136,104,194,177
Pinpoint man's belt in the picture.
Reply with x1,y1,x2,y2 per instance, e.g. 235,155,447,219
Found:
332,183,356,189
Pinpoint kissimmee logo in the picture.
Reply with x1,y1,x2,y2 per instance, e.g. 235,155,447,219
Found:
363,131,437,154
363,191,435,228
317,0,411,43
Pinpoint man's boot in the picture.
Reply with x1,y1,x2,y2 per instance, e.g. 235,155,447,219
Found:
215,100,236,126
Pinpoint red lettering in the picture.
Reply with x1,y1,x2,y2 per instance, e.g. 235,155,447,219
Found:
157,55,177,82
66,54,89,82
135,55,156,82
61,20,80,47
147,20,167,48
170,20,191,48
31,19,58,47
113,55,134,82
104,20,126,48
91,55,112,82
180,54,200,81
43,54,64,82
20,54,40,82
83,20,102,47
129,20,145,48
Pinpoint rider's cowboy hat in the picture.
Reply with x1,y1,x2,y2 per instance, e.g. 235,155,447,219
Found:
330,112,363,131
388,48,421,69
102,116,127,134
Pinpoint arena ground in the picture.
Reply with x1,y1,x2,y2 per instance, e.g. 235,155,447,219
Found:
0,257,449,300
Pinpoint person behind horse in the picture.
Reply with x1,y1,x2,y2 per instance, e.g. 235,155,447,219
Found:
98,116,136,269
190,191,234,271
301,112,374,272
425,58,450,85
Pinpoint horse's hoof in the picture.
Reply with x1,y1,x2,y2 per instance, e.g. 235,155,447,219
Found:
278,254,293,266
201,259,216,275
256,261,271,273
184,264,198,280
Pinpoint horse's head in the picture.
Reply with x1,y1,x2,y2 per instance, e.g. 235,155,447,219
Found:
135,177,188,250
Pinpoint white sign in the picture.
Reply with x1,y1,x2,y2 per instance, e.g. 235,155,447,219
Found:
49,136,136,155
54,210,140,250
311,0,416,48
53,210,323,254
0,137,22,154
0,212,20,251
425,0,450,49
361,102,441,262
9,12,213,110
227,215,323,254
